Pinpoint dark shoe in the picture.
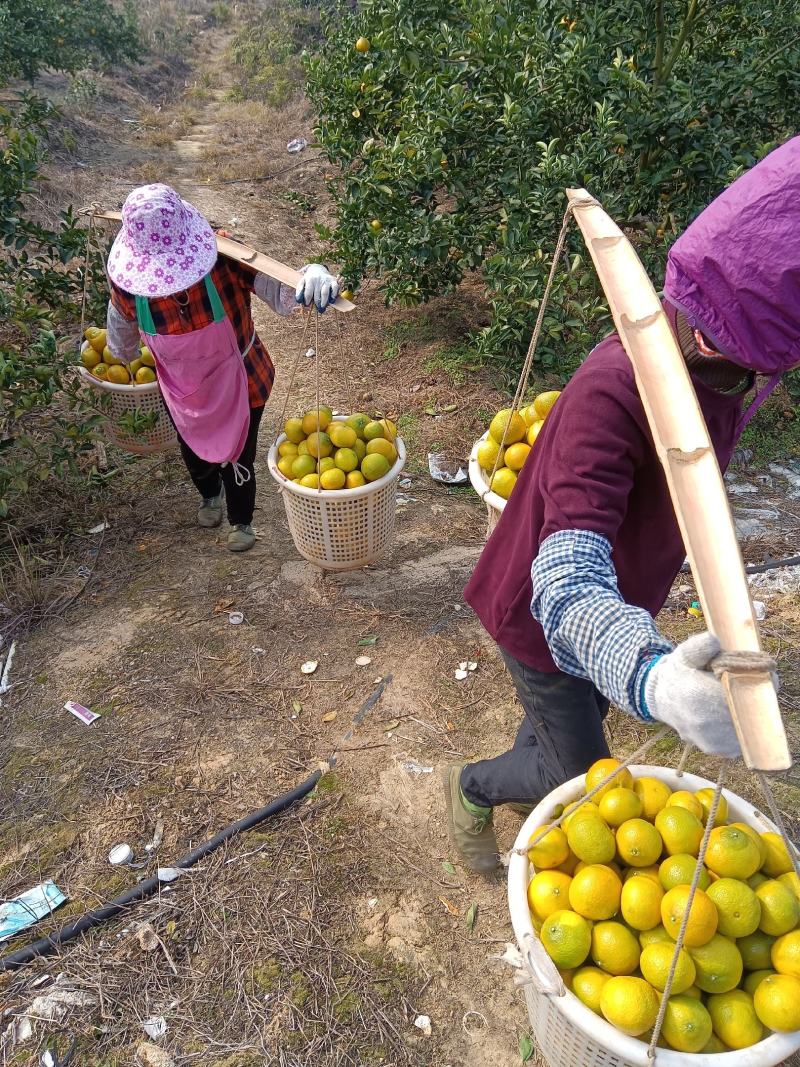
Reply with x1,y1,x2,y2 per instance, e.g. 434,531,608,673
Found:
227,523,256,552
444,764,499,874
197,487,224,528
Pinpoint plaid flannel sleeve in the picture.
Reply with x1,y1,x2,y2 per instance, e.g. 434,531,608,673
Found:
530,529,672,719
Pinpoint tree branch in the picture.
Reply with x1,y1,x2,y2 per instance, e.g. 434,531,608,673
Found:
658,0,700,87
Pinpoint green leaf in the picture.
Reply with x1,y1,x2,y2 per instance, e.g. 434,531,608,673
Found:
519,1034,534,1062
465,901,478,931
442,861,456,875
358,635,378,646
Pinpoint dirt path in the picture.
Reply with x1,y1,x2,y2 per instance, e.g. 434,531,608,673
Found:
3,11,800,1067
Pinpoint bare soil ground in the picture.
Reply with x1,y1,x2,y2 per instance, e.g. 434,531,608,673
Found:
2,8,800,1067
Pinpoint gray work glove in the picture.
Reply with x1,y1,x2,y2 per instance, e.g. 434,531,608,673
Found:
643,632,742,758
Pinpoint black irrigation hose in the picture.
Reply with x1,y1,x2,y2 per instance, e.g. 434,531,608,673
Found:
680,553,800,575
0,768,323,972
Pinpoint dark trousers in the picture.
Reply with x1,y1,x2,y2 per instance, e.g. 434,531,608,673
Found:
177,405,264,526
460,650,611,809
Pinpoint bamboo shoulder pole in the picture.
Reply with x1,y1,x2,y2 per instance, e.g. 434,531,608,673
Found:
566,187,790,771
90,210,355,313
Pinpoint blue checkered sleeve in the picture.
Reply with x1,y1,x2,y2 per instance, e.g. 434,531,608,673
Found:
530,530,672,719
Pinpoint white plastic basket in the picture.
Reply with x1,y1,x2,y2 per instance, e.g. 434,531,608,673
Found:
468,429,507,536
508,765,800,1067
267,416,406,572
78,343,176,456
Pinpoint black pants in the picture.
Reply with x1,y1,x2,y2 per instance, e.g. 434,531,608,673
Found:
177,405,264,526
460,650,611,808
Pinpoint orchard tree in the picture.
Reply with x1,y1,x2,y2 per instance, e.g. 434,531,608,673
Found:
306,0,800,373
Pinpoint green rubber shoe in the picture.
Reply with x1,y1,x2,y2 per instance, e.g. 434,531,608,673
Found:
227,524,256,552
444,764,499,874
197,488,224,528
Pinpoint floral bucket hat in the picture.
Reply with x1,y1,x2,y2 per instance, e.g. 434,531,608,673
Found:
107,184,217,298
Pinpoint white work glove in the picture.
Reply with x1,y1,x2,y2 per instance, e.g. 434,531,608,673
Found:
643,632,743,758
295,263,339,313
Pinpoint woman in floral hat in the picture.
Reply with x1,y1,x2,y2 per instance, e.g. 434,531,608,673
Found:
105,183,338,552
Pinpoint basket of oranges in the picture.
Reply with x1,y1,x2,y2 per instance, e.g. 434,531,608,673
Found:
267,407,406,572
78,327,176,455
469,390,560,536
507,760,800,1067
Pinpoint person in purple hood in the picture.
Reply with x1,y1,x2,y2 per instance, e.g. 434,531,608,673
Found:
446,137,800,873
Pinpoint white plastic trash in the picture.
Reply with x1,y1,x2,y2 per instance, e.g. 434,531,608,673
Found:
507,765,800,1067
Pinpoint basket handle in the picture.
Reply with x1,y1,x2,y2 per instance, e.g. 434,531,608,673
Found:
516,933,565,997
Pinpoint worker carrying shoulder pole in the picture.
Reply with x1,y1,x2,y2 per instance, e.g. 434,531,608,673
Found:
104,183,339,552
447,137,800,873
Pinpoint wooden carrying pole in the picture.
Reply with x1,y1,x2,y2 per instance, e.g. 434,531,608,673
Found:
91,211,356,313
566,187,790,772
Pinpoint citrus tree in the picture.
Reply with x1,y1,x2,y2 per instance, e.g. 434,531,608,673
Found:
306,0,800,376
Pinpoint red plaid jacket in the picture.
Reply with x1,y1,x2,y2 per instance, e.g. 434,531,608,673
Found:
109,255,275,408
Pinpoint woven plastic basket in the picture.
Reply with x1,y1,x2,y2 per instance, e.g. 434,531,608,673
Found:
78,343,176,456
508,765,800,1067
468,430,506,536
267,417,406,572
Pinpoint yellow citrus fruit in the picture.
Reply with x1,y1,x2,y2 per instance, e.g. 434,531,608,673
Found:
655,807,704,857
568,864,622,921
739,929,777,971
705,878,759,938
761,832,794,877
562,800,600,832
753,972,800,1031
526,420,544,447
598,788,642,827
366,437,398,465
320,467,346,490
317,457,334,474
328,422,357,448
299,473,319,488
476,437,504,471
363,420,386,441
490,466,517,499
755,879,800,935
599,976,658,1036
85,326,107,353
306,431,332,458
345,470,366,489
91,363,108,379
590,921,640,976
621,875,664,931
102,345,124,366
278,440,299,457
346,412,369,438
702,1034,730,1053
705,826,762,880
624,865,661,888
771,929,800,976
128,357,143,376
659,854,711,892
301,409,332,435
633,777,672,821
334,447,359,473
585,758,633,800
135,366,156,384
377,417,397,442
139,347,155,367
667,790,704,820
520,403,539,427
528,826,569,870
291,454,317,479
80,346,102,369
778,871,800,904
661,994,713,1053
639,924,672,948
277,456,295,478
555,851,580,876
488,408,526,446
616,818,663,868
355,36,370,52
571,966,609,1015
107,364,131,384
695,788,728,827
689,933,743,993
748,871,768,889
684,984,703,1000
661,885,718,947
743,968,776,996
284,418,305,444
297,440,310,456
354,438,367,460
575,859,622,878
567,816,616,865
730,822,768,867
361,453,391,482
707,989,763,1049
640,941,696,993
527,870,573,923
540,909,591,969
504,442,531,471
533,390,561,419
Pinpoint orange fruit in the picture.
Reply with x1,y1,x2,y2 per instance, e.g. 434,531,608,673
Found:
616,818,663,868
655,807,704,857
599,976,658,1036
571,966,610,1015
659,854,711,892
540,910,591,969
91,363,109,379
755,879,800,936
328,421,357,448
504,442,531,471
488,408,526,446
366,437,398,464
533,390,561,419
707,989,763,1049
345,470,366,489
661,885,718,947
598,788,642,828
526,420,543,447
361,453,391,482
640,941,695,993
706,878,761,938
695,787,728,827
301,409,332,435
80,346,102,369
688,933,743,993
334,447,359,473
660,994,713,1053
320,468,346,490
761,832,794,877
620,875,664,931
568,864,622,921
633,777,672,821
527,870,573,923
107,364,131,384
528,827,569,870
490,466,517,499
666,791,704,820
284,418,305,444
584,758,633,800
705,826,762,880
567,816,616,865
771,929,800,976
139,347,155,367
590,921,640,976
306,431,332,458
739,929,777,971
753,973,800,1031
135,366,157,384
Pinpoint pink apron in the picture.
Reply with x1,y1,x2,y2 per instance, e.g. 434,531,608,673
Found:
135,274,250,467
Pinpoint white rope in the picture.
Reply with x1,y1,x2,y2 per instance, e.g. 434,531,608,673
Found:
675,743,693,777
